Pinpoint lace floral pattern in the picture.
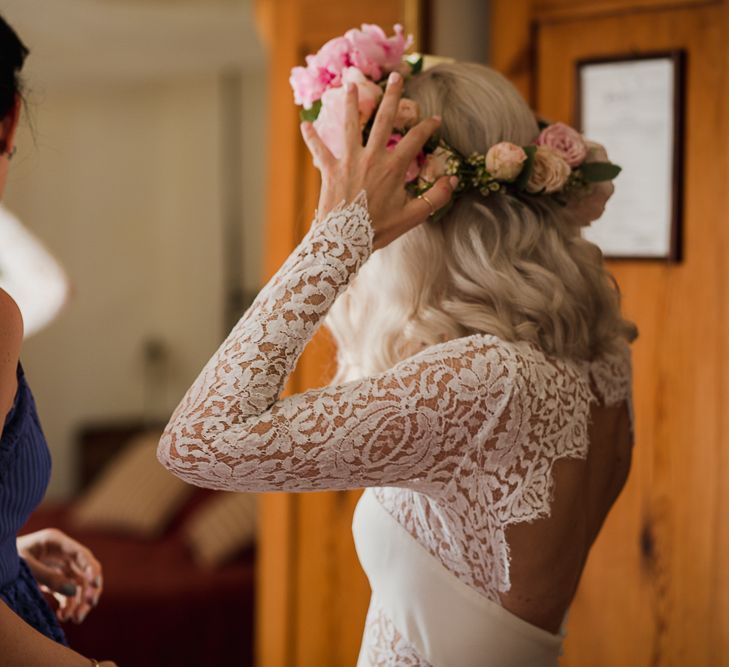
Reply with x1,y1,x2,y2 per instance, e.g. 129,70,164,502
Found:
361,596,432,667
158,194,632,665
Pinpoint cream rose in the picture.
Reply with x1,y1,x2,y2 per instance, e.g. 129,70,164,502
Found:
393,99,420,130
485,142,527,181
526,146,571,193
419,146,452,183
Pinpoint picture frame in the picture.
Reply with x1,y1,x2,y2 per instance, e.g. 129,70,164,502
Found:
574,50,686,261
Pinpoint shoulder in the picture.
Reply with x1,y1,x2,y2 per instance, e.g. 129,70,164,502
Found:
0,289,22,416
407,333,522,403
0,289,22,359
589,338,633,406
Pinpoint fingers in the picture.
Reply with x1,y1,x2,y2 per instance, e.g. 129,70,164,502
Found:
39,531,103,623
343,82,361,158
392,115,441,172
26,555,79,595
300,122,334,171
405,176,458,226
367,71,403,151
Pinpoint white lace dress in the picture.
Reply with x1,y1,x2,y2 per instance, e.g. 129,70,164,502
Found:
158,195,633,666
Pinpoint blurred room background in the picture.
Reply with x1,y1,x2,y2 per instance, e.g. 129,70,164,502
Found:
2,0,728,666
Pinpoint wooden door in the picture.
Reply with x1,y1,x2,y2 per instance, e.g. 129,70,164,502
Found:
492,1,728,665
254,2,424,666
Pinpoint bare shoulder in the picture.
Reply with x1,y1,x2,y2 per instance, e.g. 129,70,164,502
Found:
0,289,23,358
0,290,22,418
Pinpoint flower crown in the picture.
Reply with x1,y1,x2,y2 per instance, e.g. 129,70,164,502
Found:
290,24,621,206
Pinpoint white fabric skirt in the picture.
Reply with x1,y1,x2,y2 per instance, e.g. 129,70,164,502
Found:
353,489,565,667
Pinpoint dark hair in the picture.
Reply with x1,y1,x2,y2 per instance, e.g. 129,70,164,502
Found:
0,15,28,120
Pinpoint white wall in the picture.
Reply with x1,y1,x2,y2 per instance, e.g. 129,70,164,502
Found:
5,69,267,499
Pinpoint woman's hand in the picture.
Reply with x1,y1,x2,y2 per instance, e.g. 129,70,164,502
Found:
300,71,457,250
17,529,103,624
565,141,615,227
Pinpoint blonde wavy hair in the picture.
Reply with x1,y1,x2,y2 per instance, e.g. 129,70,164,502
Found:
326,63,637,383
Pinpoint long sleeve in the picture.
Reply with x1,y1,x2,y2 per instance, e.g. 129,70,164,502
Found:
158,194,516,493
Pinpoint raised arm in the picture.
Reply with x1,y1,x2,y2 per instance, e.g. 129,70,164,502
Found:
157,194,513,493
159,72,469,493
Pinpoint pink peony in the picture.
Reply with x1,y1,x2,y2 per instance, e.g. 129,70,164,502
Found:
394,99,420,129
536,122,588,167
290,36,352,109
290,66,327,109
387,133,423,182
485,142,527,181
290,25,412,108
526,146,571,193
345,23,413,81
313,68,383,159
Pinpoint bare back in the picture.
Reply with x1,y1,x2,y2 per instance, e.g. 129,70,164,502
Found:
503,400,633,632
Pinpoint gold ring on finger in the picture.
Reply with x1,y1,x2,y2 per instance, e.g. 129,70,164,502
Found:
418,193,436,217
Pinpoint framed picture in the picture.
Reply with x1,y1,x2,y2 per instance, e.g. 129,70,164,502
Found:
575,51,686,261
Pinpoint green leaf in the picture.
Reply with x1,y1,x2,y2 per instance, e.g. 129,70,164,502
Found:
406,53,423,75
513,145,537,191
299,99,322,123
580,161,622,182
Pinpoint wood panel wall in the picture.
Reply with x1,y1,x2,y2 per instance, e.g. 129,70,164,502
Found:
492,1,728,665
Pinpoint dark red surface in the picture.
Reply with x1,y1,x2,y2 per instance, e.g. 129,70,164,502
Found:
21,494,256,667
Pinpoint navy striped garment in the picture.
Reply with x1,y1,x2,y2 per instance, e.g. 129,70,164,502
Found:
0,364,66,644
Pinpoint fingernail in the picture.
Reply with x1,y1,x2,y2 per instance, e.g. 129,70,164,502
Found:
432,115,442,123
388,71,401,85
346,83,355,93
449,176,459,189
60,583,77,596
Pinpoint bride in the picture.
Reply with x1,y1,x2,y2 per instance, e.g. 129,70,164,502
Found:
159,27,635,667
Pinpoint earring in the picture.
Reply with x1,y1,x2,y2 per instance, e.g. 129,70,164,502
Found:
5,146,16,160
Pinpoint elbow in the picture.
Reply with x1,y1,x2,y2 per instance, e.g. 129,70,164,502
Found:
156,429,185,477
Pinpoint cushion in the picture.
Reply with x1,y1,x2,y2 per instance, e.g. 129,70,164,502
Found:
71,431,193,538
182,492,257,568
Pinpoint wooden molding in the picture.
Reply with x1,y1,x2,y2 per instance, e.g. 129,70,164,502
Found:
534,0,719,22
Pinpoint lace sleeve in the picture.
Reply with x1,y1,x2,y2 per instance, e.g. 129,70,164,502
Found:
158,194,515,493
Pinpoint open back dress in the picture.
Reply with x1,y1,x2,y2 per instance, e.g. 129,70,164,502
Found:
158,195,633,666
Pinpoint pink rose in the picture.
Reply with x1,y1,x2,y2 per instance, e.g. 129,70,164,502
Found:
419,146,452,183
394,99,420,129
313,68,383,159
536,122,588,167
526,146,571,193
387,133,422,182
345,24,413,80
485,142,527,181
